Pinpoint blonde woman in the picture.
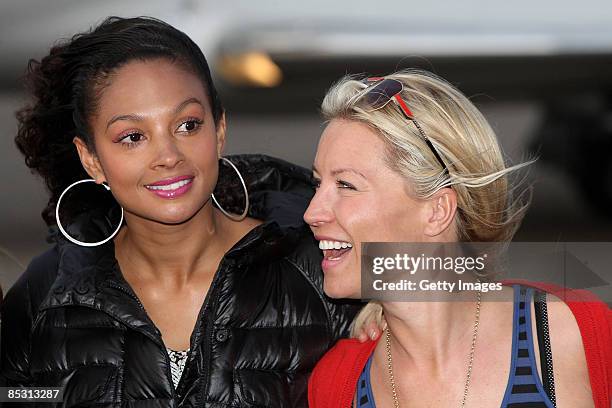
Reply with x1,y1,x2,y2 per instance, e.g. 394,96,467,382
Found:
305,71,611,407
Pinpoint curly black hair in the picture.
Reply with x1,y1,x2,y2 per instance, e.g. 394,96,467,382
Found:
15,16,224,226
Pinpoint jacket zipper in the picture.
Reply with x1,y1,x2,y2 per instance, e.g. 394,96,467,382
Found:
105,280,178,404
188,224,270,405
158,224,263,404
110,256,236,406
189,258,233,407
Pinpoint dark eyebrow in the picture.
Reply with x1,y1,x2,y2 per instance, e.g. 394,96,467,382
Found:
174,97,203,114
106,113,145,130
106,97,204,130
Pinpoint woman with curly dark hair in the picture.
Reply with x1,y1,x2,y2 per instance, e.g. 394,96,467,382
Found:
0,16,362,407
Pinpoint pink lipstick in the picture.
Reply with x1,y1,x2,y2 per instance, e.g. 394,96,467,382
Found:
145,175,194,199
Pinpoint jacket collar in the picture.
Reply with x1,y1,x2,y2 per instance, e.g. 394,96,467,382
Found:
40,220,303,341
39,238,161,340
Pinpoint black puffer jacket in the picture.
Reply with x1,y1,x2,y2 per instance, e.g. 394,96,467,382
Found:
0,155,359,407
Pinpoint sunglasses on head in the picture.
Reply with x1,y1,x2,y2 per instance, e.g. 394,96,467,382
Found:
359,77,449,175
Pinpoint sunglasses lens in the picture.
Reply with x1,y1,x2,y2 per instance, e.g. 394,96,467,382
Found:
363,79,403,109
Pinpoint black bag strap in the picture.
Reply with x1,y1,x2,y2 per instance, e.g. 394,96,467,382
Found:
534,290,557,407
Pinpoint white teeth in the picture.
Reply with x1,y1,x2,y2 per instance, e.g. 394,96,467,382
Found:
318,240,353,250
146,179,192,191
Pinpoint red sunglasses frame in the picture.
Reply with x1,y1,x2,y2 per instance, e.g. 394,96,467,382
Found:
361,77,449,176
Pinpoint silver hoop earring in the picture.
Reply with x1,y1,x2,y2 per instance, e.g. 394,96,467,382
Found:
212,157,250,221
55,179,124,247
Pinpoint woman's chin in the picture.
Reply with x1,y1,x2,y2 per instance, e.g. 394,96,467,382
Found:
323,280,361,300
161,209,201,225
131,206,200,226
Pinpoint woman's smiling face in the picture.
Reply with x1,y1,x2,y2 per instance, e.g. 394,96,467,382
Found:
304,119,432,299
75,58,224,225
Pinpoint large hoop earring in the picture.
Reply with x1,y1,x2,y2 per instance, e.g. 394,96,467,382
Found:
55,179,124,247
212,157,250,221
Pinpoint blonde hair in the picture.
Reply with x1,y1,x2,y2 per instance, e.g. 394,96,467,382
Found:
322,69,532,243
320,70,534,336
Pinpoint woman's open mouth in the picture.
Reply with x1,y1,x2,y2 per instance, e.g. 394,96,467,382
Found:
319,240,353,271
145,176,194,199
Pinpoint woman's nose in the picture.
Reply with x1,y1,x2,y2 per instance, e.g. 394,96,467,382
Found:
151,134,185,169
304,187,334,227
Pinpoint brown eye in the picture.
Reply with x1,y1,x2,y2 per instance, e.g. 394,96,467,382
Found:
177,118,203,133
118,132,145,146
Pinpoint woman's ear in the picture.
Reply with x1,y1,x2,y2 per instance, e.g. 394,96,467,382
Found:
73,137,106,183
216,112,227,158
423,187,457,237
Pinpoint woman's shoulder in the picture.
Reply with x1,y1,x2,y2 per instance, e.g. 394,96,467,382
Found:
543,287,611,407
308,338,378,407
314,338,378,370
505,280,611,407
278,224,321,269
504,280,610,326
511,281,610,353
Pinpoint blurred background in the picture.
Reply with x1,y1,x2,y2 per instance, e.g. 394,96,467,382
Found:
1,0,612,297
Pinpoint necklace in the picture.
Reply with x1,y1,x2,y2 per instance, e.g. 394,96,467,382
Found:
385,289,482,408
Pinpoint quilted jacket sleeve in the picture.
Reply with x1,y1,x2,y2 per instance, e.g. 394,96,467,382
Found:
1,268,34,386
1,247,59,387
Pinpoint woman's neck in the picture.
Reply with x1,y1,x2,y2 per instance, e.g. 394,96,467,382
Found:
114,203,234,285
381,294,482,373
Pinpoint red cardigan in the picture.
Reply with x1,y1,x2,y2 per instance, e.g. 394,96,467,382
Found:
308,282,611,408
